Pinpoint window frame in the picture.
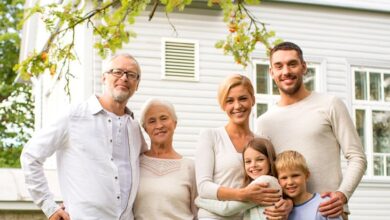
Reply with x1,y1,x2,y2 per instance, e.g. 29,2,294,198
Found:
352,67,390,179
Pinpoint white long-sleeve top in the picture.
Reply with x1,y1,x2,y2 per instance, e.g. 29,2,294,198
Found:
20,96,147,220
195,175,282,220
195,127,245,220
256,92,367,201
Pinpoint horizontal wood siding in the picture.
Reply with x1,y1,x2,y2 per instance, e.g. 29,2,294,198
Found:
348,181,390,219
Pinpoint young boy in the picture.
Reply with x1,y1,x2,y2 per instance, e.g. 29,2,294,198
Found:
275,150,342,220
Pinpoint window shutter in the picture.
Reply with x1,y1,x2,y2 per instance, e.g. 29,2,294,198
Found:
162,38,199,81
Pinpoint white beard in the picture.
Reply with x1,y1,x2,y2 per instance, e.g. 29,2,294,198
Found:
112,91,129,102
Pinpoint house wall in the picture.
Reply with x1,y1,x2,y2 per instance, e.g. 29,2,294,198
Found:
24,0,390,219
0,211,46,220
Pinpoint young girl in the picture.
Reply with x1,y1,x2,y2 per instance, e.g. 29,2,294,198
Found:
196,137,282,220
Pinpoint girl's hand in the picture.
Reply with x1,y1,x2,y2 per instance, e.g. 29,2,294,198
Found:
264,198,293,220
240,182,281,205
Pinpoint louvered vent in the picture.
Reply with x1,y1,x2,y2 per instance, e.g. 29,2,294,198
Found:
163,39,198,80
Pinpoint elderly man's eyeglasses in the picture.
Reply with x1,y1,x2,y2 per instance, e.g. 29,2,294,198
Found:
106,69,139,80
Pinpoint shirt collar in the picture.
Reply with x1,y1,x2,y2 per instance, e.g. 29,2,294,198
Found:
88,95,134,119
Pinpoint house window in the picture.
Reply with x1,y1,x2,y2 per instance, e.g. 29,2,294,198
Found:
353,68,390,177
161,38,199,81
254,62,319,117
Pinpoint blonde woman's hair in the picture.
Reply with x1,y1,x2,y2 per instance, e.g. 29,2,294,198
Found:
275,150,310,176
217,74,255,110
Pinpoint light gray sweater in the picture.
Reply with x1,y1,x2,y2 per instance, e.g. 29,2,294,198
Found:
256,92,367,202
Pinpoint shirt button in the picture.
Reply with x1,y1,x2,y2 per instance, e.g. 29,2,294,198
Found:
111,158,114,161
117,196,120,199
115,176,118,180
108,119,111,123
110,139,112,143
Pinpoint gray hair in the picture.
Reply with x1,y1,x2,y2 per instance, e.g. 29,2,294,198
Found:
102,53,142,76
139,98,178,128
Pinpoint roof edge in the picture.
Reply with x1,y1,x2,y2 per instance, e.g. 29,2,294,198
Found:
268,0,390,13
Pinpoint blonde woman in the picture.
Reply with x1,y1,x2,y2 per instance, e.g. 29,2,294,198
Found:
195,74,291,220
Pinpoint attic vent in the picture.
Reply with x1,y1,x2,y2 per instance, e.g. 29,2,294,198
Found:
162,38,199,81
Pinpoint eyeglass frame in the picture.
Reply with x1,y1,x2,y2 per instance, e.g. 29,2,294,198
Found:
105,68,140,80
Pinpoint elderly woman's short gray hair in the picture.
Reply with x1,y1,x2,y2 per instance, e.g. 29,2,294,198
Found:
139,98,178,128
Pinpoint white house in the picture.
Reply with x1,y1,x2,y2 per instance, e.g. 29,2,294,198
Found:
2,0,389,219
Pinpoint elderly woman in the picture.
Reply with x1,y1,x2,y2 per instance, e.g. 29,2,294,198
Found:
133,98,198,220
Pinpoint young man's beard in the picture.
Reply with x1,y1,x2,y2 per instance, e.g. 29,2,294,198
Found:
279,76,303,95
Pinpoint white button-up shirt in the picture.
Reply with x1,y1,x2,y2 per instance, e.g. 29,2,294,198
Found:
21,96,147,220
107,111,132,212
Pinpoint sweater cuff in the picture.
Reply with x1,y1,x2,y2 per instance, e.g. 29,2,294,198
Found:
41,198,60,218
336,190,349,203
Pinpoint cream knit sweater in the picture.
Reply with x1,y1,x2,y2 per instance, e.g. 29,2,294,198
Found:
256,92,366,201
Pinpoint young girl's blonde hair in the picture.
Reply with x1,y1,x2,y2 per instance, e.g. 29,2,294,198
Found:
242,137,277,186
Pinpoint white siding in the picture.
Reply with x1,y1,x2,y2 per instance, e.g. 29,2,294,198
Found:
276,0,390,13
348,180,390,219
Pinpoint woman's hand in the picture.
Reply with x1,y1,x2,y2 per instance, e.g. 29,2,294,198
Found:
264,198,293,220
240,182,281,206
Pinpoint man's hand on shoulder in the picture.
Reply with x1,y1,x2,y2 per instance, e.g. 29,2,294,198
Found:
49,206,70,220
319,191,346,218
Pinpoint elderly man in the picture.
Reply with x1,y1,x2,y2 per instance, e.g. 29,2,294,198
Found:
21,54,147,220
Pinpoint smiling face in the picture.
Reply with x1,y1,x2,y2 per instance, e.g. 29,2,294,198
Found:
102,55,140,103
243,147,270,180
277,167,310,204
143,104,177,146
223,85,255,125
269,50,307,96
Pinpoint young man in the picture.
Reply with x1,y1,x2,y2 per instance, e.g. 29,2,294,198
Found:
21,54,147,220
275,150,342,220
256,42,367,219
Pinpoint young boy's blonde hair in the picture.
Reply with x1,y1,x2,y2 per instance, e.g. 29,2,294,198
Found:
275,150,310,176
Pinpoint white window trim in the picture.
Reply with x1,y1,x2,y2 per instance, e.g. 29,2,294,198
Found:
352,67,390,179
161,38,199,82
